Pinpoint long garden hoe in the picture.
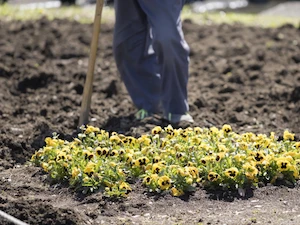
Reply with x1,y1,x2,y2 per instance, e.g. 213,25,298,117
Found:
78,0,104,127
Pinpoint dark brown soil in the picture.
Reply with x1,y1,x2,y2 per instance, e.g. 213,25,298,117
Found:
0,17,300,225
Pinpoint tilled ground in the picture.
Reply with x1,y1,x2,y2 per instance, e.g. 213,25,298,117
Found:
0,17,299,225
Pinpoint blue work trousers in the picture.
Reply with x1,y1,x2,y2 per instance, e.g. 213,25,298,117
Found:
113,0,190,115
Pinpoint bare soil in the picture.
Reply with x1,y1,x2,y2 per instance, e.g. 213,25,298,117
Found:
0,17,300,225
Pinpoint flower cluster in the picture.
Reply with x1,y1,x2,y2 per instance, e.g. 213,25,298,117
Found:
31,125,300,197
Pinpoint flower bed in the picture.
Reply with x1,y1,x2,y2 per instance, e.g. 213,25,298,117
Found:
31,125,300,197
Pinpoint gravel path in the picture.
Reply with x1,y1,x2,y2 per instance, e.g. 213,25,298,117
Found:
259,1,300,18
191,0,300,18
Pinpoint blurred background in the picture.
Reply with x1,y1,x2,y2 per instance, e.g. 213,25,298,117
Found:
1,0,299,19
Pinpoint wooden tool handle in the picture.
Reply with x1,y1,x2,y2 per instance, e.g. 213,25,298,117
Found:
78,0,104,127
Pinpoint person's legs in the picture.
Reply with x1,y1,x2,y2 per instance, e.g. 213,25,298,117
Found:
113,0,161,114
137,0,190,117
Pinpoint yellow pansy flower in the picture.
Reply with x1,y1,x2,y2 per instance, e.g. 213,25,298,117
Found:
252,151,266,163
276,158,293,172
150,174,159,181
152,163,162,174
56,151,67,161
117,169,125,176
171,187,184,197
269,132,276,140
72,167,81,179
83,176,90,183
143,176,152,185
109,150,119,157
119,182,132,195
41,162,49,172
187,161,195,167
125,154,133,164
243,163,258,180
207,172,220,182
194,127,203,134
95,147,102,157
191,137,201,144
210,127,219,135
101,148,109,157
165,125,174,135
185,177,193,185
85,125,100,134
177,168,188,177
187,166,199,179
158,176,171,190
110,135,121,144
200,158,207,165
109,162,117,167
283,130,295,141
222,124,232,133
180,131,189,140
45,137,56,147
135,157,149,167
152,156,161,164
84,162,96,176
152,126,162,135
238,142,248,151
123,136,136,146
138,135,151,146
295,159,300,167
291,165,299,179
224,167,239,179
215,152,226,162
217,144,229,152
